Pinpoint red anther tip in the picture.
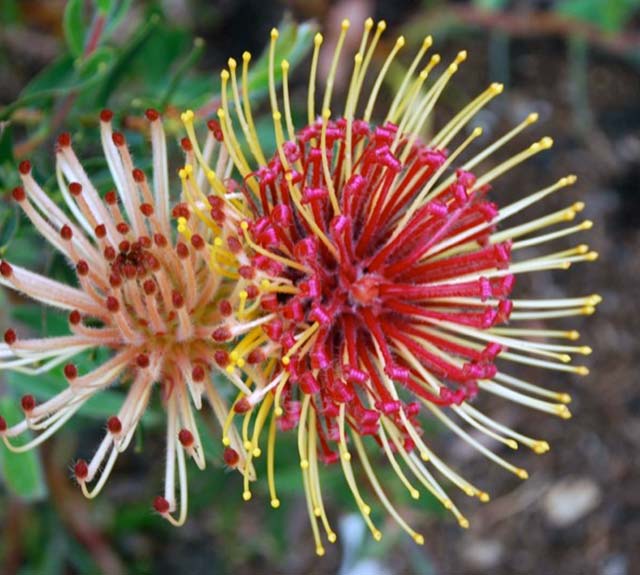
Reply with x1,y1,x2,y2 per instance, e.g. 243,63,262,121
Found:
69,182,82,196
218,300,232,316
76,260,89,276
140,203,154,217
94,224,107,238
145,108,160,121
223,447,239,467
0,416,7,432
143,279,156,295
153,233,167,247
233,398,251,414
100,109,113,122
112,131,125,147
106,296,120,312
180,137,193,152
191,365,206,382
172,291,185,309
64,363,78,380
3,328,16,345
176,243,189,259
21,394,36,412
178,428,194,447
11,186,25,202
74,459,89,480
60,224,73,240
107,416,122,434
18,160,31,175
190,234,204,250
116,222,130,235
105,190,117,205
132,168,145,182
136,354,150,368
212,326,232,342
153,496,170,514
207,120,224,141
104,246,116,261
57,132,71,148
69,310,82,325
214,350,230,367
0,261,13,277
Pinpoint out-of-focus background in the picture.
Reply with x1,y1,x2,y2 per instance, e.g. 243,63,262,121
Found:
1,0,639,573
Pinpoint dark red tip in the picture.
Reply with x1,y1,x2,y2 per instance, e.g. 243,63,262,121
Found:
153,496,170,514
212,326,232,342
106,296,120,312
132,168,145,183
192,365,206,382
18,160,31,175
60,224,73,240
107,416,122,434
140,203,154,217
214,350,230,367
69,182,82,196
76,260,89,276
145,108,160,122
94,224,107,239
143,279,156,295
112,131,125,147
207,120,224,141
136,354,150,368
57,132,71,148
172,291,184,309
103,246,116,261
233,398,251,414
3,329,16,345
178,428,194,447
223,447,239,467
190,235,204,250
105,190,117,205
176,243,189,259
74,459,89,480
21,394,36,412
69,310,82,325
100,109,113,123
180,137,193,152
11,187,25,202
153,233,167,247
64,363,78,380
0,415,7,432
0,261,13,277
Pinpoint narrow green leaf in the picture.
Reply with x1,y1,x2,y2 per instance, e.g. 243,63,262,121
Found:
0,398,48,501
64,0,86,57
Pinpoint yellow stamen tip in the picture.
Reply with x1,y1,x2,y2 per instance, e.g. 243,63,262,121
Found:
423,35,433,48
414,534,425,545
559,393,572,404
396,36,405,48
316,546,325,556
221,69,230,81
507,439,519,450
377,21,387,31
217,108,225,120
214,237,223,247
242,51,251,62
582,220,594,229
590,294,602,304
243,440,252,450
579,346,592,355
472,126,483,137
342,451,351,461
252,447,261,457
410,489,420,500
364,18,374,30
222,436,230,446
568,330,580,340
459,518,470,529
322,108,331,119
341,19,350,30
420,451,429,462
230,351,239,362
517,469,529,480
300,459,309,470
559,354,572,363
282,356,290,366
272,111,281,122
540,136,554,148
586,251,599,261
240,221,249,231
271,498,280,509
577,366,590,376
314,33,323,46
533,441,550,454
274,406,284,417
557,405,572,419
270,28,279,40
243,490,252,501
443,500,453,510
313,507,322,517
225,365,234,374
479,492,490,502
260,279,270,290
582,306,596,315
239,290,248,299
328,532,337,543
527,112,539,123
228,58,237,69
373,530,383,541
354,52,363,64
491,82,504,94
566,174,578,184
281,60,289,71
456,50,467,63
180,110,195,123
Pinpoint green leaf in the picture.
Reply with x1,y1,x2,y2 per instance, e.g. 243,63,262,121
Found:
0,204,20,254
556,0,639,33
0,398,48,501
64,0,86,57
474,0,508,10
96,0,112,14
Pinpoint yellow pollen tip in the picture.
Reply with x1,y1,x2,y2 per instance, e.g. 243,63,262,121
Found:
577,366,590,376
342,451,351,462
226,365,234,374
533,441,550,454
579,346,592,355
423,35,433,48
507,439,519,450
316,546,325,556
270,28,279,40
590,294,602,305
459,518,470,529
377,20,387,31
281,60,289,71
516,469,529,480
284,172,293,182
240,221,249,231
341,19,350,30
221,69,229,81
271,498,280,508
364,17,374,30
274,406,284,417
228,58,237,69
222,436,230,446
260,279,270,290
243,440,252,450
443,500,453,510
420,451,429,461
491,82,504,94
479,492,490,502
472,126,483,137
557,405,572,419
180,110,195,123
396,36,405,48
582,306,596,315
581,220,594,230
314,33,323,46
328,532,337,543
242,51,251,62
527,112,539,123
178,168,187,180
559,393,572,404
456,50,467,63
373,530,383,541
414,534,425,545
272,111,281,122
448,63,459,74
573,201,585,212
252,446,260,457
217,108,225,120
565,210,577,221
313,507,322,517
282,356,290,366
354,53,363,64
300,459,309,469
586,251,599,261
540,136,554,148
464,487,475,497
559,354,572,363
239,290,248,299
243,490,252,501
322,108,331,119
577,244,589,254
213,237,223,247
410,489,420,500
568,330,580,340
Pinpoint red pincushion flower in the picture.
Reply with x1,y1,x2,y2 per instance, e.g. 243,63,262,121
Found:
179,18,600,554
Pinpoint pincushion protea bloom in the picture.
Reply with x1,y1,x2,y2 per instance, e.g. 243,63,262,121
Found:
0,110,260,525
181,18,599,553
